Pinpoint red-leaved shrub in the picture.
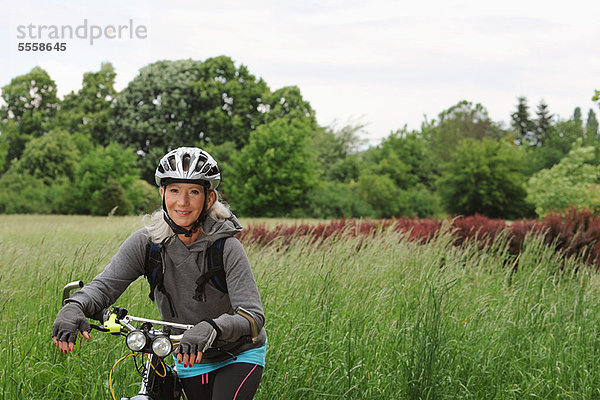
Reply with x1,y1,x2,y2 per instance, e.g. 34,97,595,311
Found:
236,208,600,267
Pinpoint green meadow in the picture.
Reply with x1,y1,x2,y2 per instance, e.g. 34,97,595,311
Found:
2,215,600,399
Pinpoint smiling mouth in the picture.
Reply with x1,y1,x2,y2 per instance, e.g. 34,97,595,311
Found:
175,210,192,216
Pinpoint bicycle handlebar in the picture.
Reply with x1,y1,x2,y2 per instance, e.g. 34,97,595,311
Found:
62,280,259,348
62,280,188,343
62,280,83,305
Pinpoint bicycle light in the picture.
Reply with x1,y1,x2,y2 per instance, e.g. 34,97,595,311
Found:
126,330,147,352
152,335,173,358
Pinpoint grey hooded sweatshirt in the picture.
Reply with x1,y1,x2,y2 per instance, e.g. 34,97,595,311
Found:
67,214,266,363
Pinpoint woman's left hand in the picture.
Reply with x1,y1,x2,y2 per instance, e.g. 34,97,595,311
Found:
175,321,217,367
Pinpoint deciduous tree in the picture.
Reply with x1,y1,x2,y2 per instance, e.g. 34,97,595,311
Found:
11,129,79,184
527,141,600,215
0,66,59,168
110,58,203,180
424,100,504,164
437,138,532,218
228,117,317,216
73,143,140,214
55,62,117,146
310,121,366,182
110,57,315,182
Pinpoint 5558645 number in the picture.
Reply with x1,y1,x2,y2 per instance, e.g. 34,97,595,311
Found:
18,42,66,51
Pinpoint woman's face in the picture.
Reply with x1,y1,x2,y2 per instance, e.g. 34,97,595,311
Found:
161,182,215,229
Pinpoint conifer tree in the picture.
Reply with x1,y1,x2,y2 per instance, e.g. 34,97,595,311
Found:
511,97,535,144
535,100,553,146
573,107,582,127
586,109,599,140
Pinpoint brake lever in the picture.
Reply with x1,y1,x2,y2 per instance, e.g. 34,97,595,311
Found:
90,324,109,332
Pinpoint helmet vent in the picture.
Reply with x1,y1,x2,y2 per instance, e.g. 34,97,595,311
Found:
208,166,219,177
200,163,212,174
167,155,177,170
182,154,191,172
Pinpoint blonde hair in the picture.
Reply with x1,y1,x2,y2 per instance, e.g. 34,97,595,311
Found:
144,190,232,243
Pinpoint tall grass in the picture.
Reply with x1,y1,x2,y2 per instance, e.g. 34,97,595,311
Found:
2,215,600,399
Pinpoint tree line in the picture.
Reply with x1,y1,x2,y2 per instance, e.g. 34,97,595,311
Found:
1,56,599,219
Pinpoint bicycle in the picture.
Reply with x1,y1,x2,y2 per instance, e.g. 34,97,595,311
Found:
61,280,259,400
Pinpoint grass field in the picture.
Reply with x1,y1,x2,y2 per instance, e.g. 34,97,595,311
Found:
2,215,600,399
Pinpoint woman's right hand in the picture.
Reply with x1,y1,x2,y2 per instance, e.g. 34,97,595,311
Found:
51,303,91,353
175,321,217,367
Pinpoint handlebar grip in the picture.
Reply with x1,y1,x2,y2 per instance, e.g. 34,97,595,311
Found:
62,280,84,305
235,307,259,343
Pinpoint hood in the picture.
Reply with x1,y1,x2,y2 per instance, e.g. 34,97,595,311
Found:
182,213,243,253
161,213,243,268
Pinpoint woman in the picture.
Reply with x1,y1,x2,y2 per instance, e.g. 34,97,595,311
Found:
52,147,266,400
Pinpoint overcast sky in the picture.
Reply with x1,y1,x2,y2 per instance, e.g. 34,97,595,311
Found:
2,0,599,145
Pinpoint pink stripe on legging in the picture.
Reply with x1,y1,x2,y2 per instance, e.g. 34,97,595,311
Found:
233,364,258,400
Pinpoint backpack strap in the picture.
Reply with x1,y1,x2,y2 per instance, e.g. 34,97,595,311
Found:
193,237,229,302
144,240,162,301
144,239,177,317
208,237,228,293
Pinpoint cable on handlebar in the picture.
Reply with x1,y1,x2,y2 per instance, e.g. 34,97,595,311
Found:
133,353,144,375
109,353,140,400
146,354,167,378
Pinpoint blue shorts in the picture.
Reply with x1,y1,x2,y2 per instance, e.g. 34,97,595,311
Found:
174,340,267,379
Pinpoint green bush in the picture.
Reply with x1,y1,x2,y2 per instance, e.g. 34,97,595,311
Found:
328,157,360,183
11,129,79,184
0,171,52,214
73,143,140,214
305,181,375,218
357,173,405,218
437,138,532,219
47,177,78,214
355,174,442,218
398,185,442,218
92,177,132,216
127,179,161,215
527,142,600,215
229,117,318,217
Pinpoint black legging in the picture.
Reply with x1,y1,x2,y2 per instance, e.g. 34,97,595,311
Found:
180,363,263,400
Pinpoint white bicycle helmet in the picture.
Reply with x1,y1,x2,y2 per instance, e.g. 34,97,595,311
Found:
155,147,221,237
155,147,220,189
